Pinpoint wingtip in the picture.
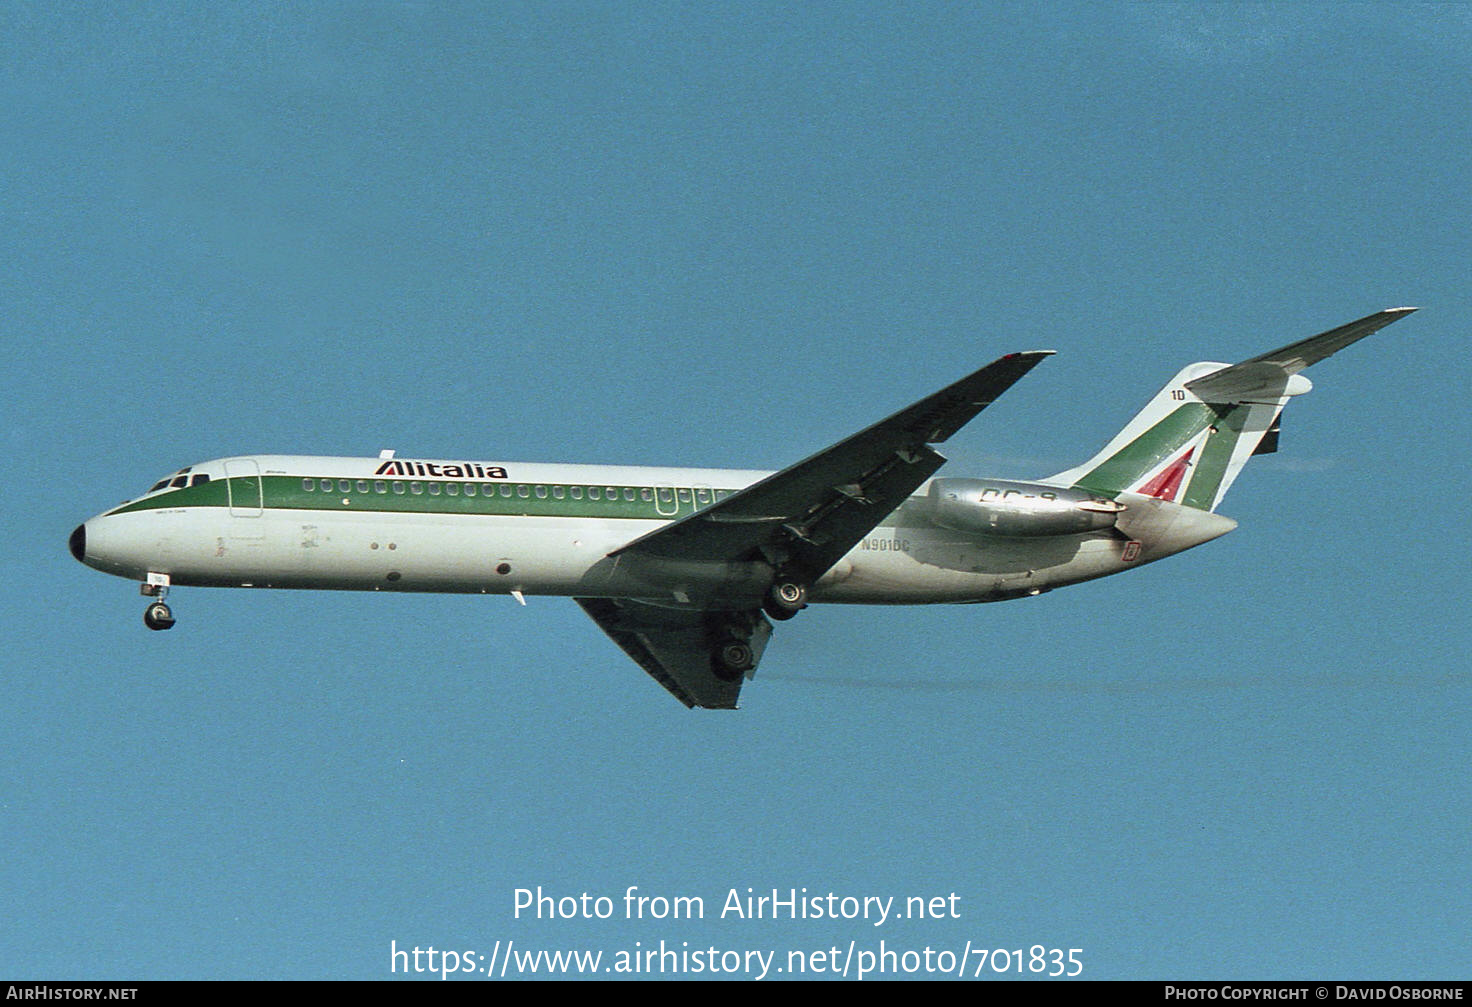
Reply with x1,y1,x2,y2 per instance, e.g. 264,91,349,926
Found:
1386,305,1419,314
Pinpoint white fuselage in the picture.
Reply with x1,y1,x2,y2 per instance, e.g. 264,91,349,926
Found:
75,454,1236,608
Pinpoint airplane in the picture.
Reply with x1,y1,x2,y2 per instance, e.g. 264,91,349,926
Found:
70,307,1416,709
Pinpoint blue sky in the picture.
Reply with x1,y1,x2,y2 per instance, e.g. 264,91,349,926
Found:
5,2,1470,980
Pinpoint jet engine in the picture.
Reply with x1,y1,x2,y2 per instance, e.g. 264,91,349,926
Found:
926,478,1125,537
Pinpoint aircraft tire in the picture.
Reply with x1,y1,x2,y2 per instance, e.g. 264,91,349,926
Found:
143,602,175,631
713,640,754,680
765,581,808,619
762,600,797,621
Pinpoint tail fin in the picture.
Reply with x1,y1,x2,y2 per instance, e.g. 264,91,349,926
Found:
1043,308,1417,512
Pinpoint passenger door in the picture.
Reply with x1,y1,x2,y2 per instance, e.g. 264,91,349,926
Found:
225,458,264,518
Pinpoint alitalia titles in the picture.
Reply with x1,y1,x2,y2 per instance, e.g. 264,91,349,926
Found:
373,459,508,479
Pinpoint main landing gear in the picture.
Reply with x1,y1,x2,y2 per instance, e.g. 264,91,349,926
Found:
713,638,755,681
762,579,808,622
140,579,175,631
710,603,779,683
711,577,808,682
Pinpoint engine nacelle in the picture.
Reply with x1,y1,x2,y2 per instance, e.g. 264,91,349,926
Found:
927,478,1125,537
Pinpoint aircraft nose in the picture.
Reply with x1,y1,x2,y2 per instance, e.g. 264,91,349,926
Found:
69,523,86,563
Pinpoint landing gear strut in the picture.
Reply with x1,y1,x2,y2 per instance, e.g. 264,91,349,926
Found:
762,579,808,622
141,579,175,631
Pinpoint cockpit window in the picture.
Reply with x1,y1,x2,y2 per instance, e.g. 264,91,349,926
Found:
146,467,207,495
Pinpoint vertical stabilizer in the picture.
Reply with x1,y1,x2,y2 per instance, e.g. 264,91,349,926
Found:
1042,308,1417,512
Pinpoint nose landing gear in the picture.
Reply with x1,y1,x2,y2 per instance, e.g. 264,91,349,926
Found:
143,600,175,631
140,575,175,631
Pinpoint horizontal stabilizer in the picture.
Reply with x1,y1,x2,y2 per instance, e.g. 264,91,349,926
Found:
1186,307,1417,401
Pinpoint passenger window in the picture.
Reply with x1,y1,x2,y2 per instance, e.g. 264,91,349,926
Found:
606,487,618,499
321,479,333,492
677,488,691,502
303,479,314,491
641,488,653,502
623,488,635,501
588,487,601,500
411,482,423,495
552,485,564,499
481,484,494,495
464,484,476,497
696,488,710,504
534,485,547,499
517,485,529,498
393,482,405,494
357,481,370,493
571,486,583,500
445,483,459,496
339,480,352,493
428,483,442,495
374,480,387,493
499,485,512,498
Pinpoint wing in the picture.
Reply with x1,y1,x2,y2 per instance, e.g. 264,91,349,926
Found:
575,598,771,709
610,350,1054,583
582,350,1051,709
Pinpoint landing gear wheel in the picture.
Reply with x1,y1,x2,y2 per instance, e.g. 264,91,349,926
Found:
143,601,175,631
763,580,808,621
713,639,754,681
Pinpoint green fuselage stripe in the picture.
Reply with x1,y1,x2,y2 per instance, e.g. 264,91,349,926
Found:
109,475,741,522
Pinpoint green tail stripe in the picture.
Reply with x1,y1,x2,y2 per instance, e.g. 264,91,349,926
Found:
1073,403,1220,498
1180,404,1252,510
